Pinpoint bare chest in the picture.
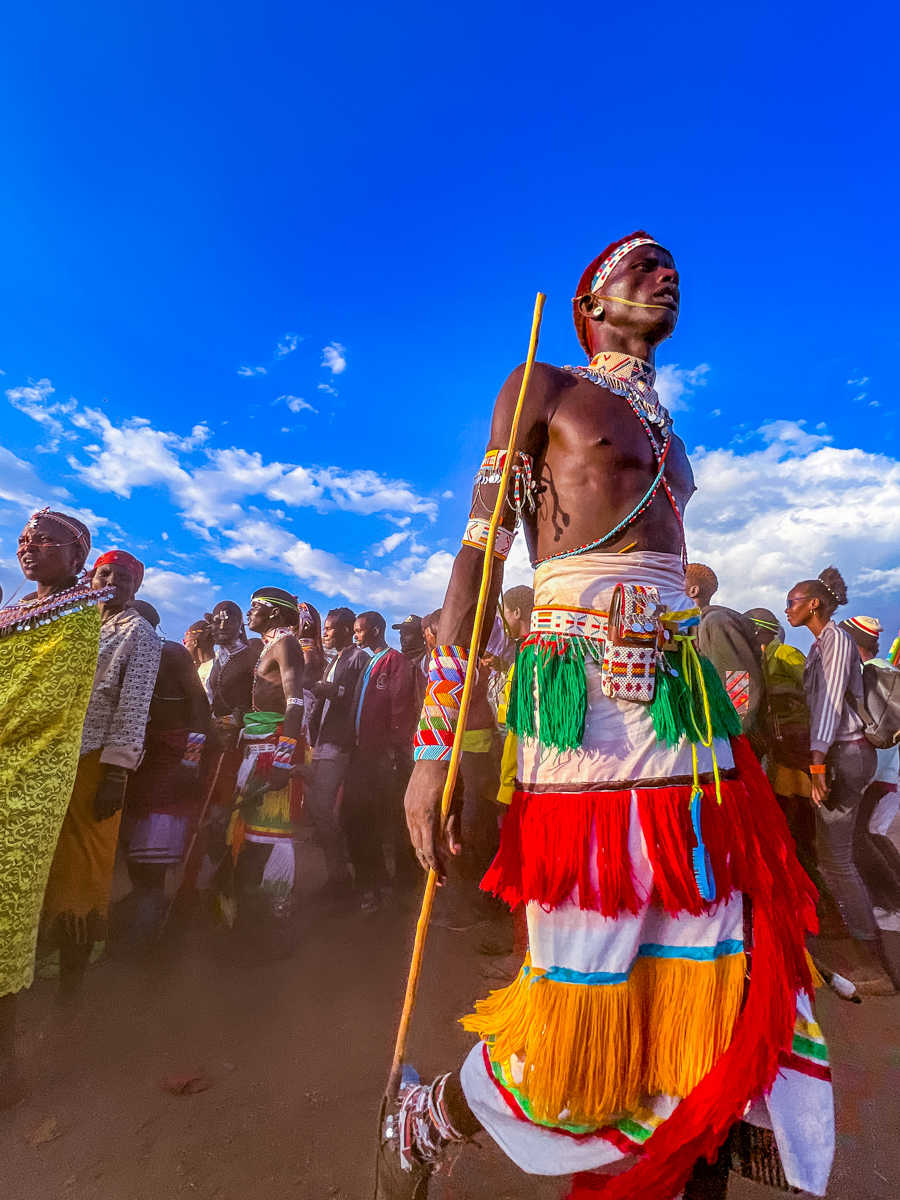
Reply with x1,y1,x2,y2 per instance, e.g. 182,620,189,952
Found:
541,378,693,501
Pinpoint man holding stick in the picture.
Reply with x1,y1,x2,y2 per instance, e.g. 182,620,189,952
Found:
377,235,833,1200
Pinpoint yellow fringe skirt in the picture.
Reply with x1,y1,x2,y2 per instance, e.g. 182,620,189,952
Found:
462,945,745,1129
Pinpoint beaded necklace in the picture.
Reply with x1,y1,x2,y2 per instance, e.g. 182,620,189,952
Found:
0,581,115,638
252,626,298,705
535,354,686,566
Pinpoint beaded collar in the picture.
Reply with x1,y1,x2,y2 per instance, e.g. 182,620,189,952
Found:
261,626,296,649
253,626,297,691
0,582,115,638
564,351,672,439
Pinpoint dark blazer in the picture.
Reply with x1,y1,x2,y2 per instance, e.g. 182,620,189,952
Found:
308,646,369,750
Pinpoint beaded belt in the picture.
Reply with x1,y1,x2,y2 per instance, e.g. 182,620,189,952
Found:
531,605,609,641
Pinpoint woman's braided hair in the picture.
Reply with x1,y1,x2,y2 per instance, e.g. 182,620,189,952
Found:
793,565,848,620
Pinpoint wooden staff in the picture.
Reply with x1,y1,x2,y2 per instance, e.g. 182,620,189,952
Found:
156,749,225,941
386,291,545,1097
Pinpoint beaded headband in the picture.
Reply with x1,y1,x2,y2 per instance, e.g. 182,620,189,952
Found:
252,593,300,613
590,236,661,294
26,507,89,547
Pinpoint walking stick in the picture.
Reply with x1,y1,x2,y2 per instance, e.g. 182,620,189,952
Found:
156,749,225,941
386,291,545,1098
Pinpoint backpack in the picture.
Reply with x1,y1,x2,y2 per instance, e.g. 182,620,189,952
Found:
860,661,900,749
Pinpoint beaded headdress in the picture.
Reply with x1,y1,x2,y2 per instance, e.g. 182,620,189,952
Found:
26,507,91,550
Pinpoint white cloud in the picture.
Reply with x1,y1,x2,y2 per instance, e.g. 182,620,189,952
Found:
318,383,338,395
237,365,267,377
6,378,79,449
310,467,438,519
68,412,198,499
0,445,70,511
213,517,452,611
141,567,219,614
373,531,411,557
655,363,710,413
280,394,317,414
275,333,303,359
139,567,220,636
322,342,347,374
685,420,900,624
62,402,438,528
854,567,900,597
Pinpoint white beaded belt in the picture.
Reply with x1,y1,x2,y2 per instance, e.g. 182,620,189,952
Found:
530,605,609,641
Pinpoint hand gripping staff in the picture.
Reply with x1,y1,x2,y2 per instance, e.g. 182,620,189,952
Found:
386,292,545,1100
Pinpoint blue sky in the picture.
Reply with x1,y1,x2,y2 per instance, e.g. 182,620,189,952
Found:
1,2,898,646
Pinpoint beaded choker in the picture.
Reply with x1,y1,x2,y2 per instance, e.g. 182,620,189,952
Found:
564,351,672,439
0,582,115,638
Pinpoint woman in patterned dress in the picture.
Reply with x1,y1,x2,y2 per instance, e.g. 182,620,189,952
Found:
0,509,102,1105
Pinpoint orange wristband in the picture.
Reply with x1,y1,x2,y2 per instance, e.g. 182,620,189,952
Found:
809,764,826,775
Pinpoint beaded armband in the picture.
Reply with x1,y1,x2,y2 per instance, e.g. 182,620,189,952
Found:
286,696,304,708
273,736,298,768
473,449,537,519
414,646,469,761
461,519,516,561
298,639,316,652
181,732,206,769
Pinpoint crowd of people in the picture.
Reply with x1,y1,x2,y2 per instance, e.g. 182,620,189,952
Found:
0,509,545,1106
1,506,897,1110
6,234,886,1199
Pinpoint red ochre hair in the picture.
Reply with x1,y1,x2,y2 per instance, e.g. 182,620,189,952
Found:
572,230,653,358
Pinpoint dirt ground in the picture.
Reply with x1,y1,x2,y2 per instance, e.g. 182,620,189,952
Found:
4,828,900,1200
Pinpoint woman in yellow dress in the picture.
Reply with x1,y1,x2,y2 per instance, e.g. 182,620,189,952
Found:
0,509,108,1104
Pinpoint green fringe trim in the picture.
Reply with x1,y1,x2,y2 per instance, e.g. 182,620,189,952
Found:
509,635,742,753
508,635,602,752
650,653,742,747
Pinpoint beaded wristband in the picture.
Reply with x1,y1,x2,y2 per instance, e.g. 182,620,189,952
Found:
461,518,515,561
273,736,297,768
181,732,206,768
414,646,469,761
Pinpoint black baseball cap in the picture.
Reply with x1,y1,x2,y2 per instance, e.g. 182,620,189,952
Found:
392,614,423,630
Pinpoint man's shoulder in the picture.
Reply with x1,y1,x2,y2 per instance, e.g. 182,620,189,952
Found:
344,647,369,669
496,360,573,408
162,639,193,663
774,642,806,666
702,604,750,629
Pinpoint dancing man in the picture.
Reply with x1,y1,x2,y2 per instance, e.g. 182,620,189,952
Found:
226,587,306,920
378,234,834,1200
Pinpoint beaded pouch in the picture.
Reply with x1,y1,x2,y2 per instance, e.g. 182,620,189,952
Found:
600,584,661,702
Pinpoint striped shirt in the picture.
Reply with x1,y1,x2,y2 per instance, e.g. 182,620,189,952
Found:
803,621,864,755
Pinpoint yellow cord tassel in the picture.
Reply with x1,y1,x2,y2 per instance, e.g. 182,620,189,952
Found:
462,952,745,1127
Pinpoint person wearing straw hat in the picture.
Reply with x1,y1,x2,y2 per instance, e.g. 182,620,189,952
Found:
376,238,833,1200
